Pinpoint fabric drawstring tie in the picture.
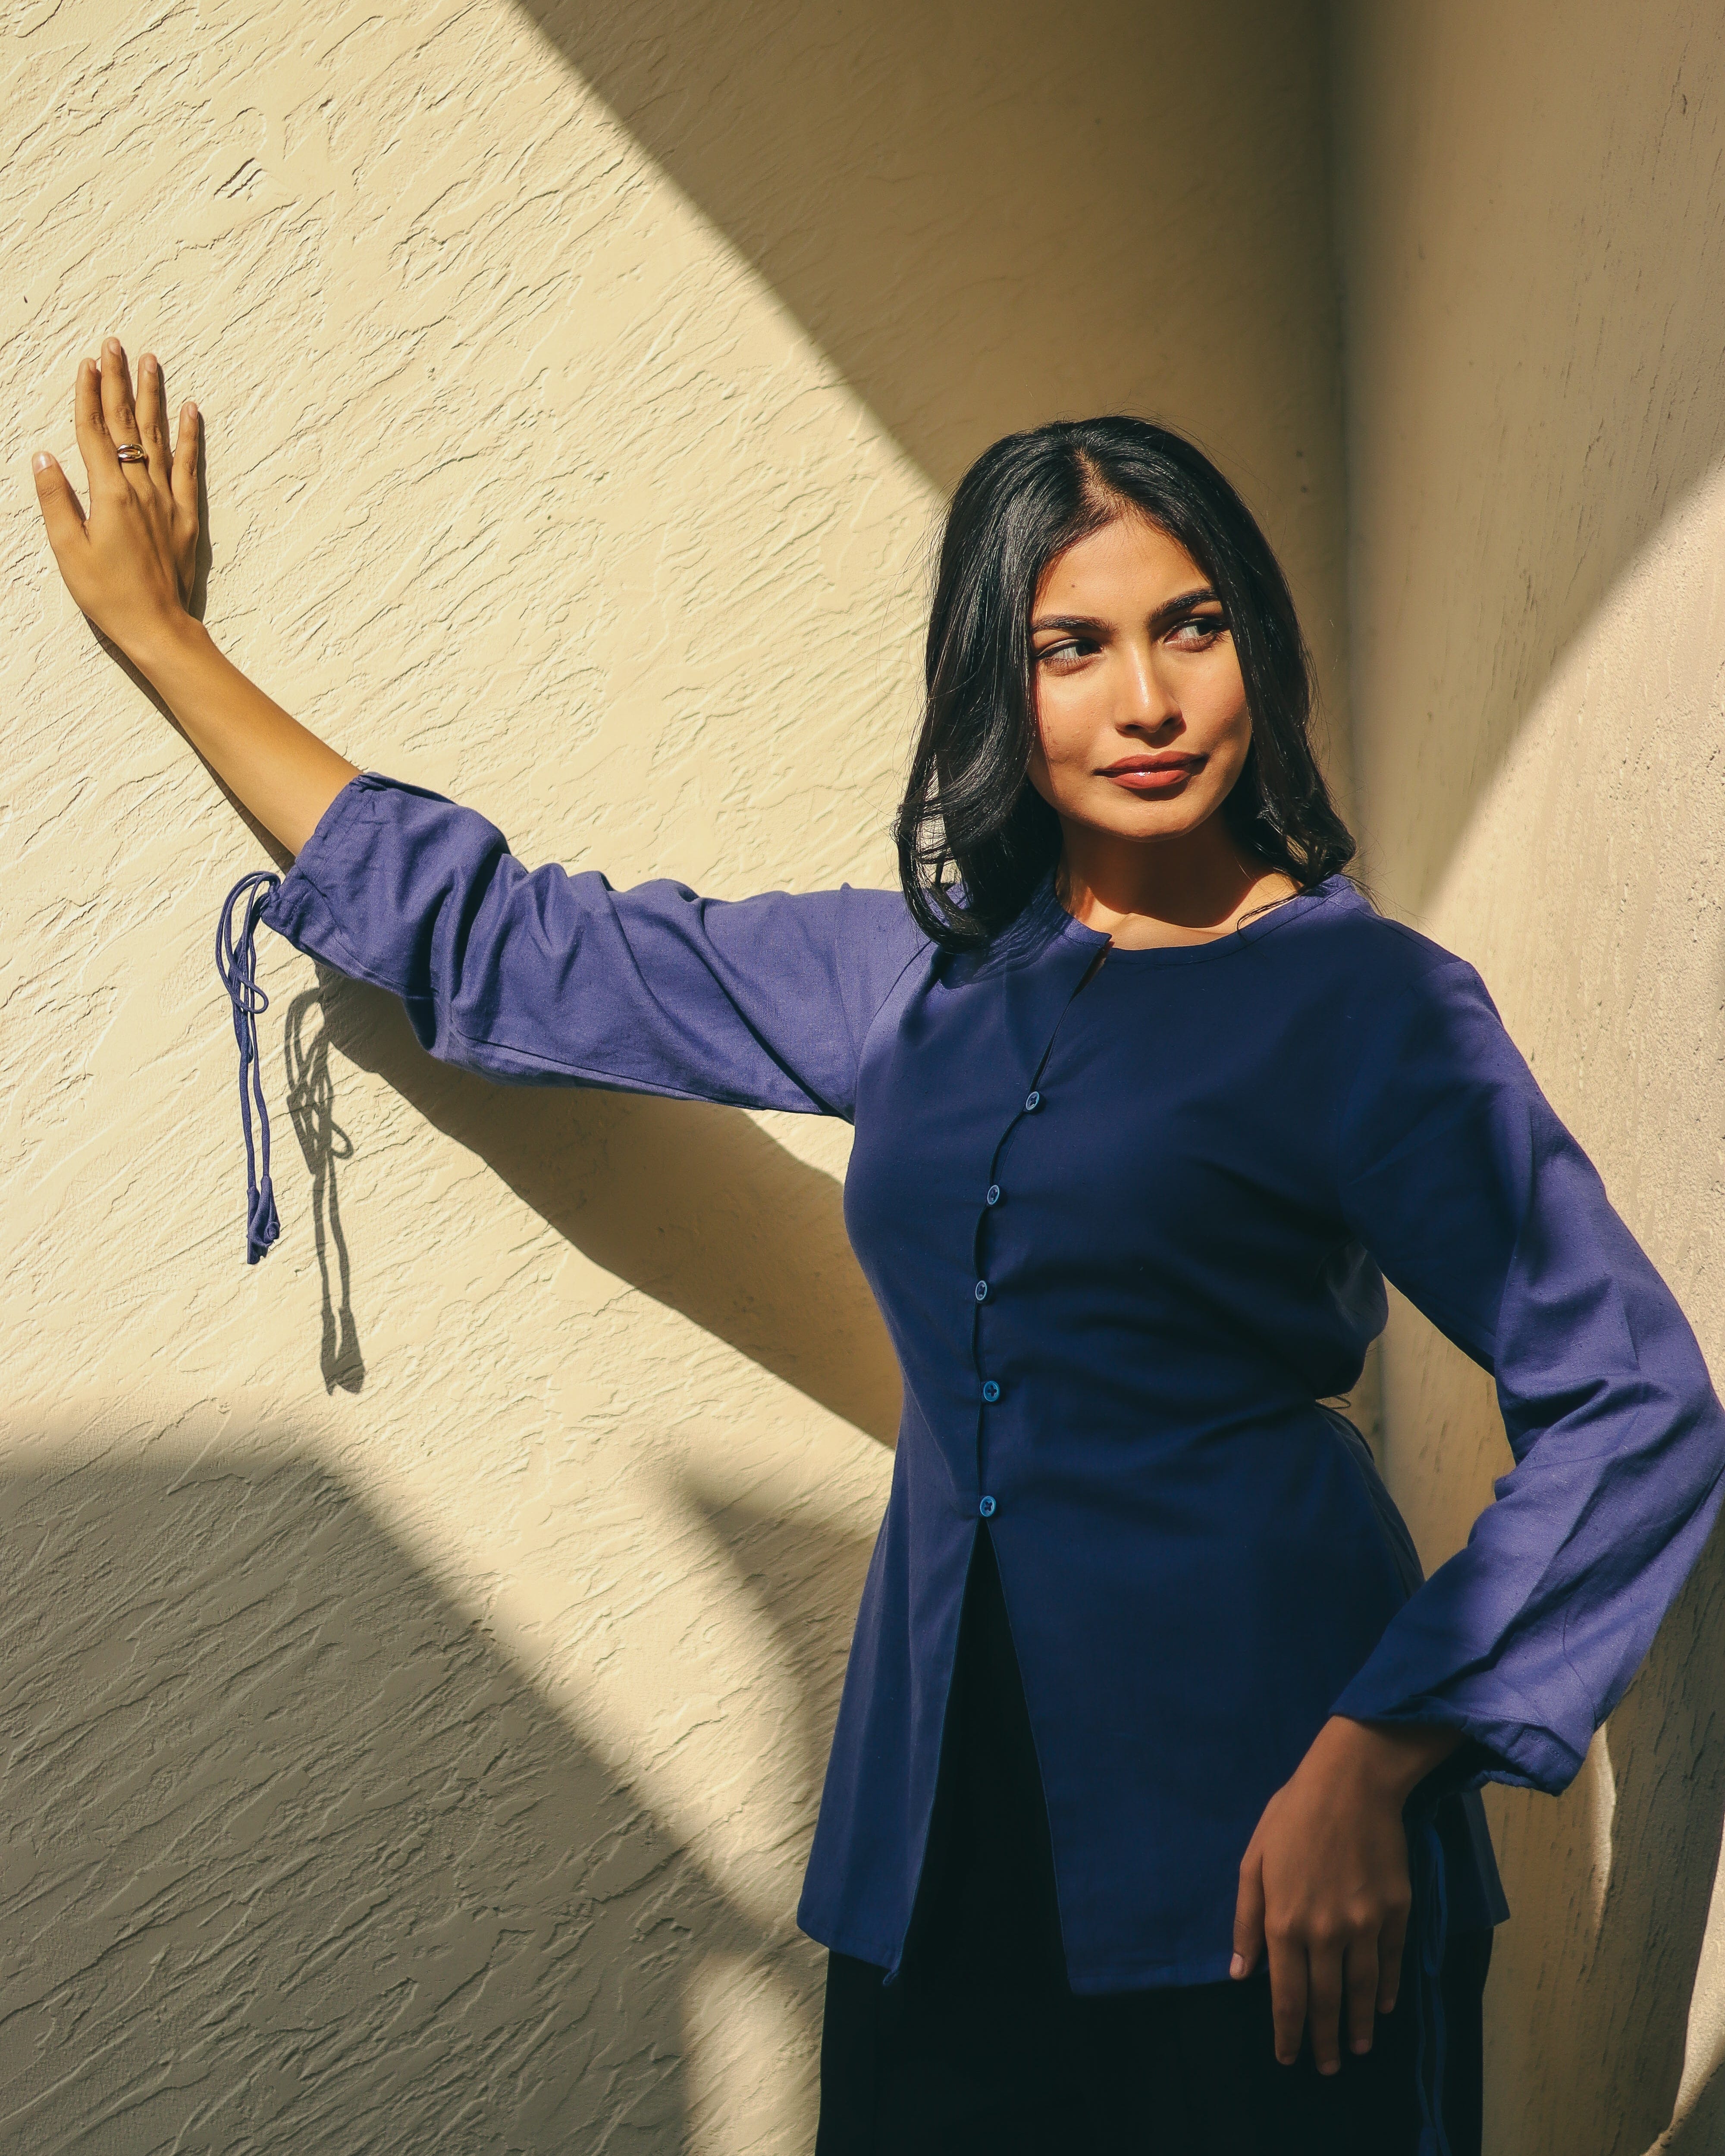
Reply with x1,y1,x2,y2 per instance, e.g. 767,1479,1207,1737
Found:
1409,1808,1452,2156
216,870,284,1264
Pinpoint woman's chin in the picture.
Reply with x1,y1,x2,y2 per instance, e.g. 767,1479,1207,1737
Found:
1066,791,1225,848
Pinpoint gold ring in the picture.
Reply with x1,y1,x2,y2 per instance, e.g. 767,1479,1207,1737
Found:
114,442,147,464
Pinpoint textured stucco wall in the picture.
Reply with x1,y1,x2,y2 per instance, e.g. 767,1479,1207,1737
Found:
2,3,1344,2147
1331,7,1725,2152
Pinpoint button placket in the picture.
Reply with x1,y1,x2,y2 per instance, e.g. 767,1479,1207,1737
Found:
972,1160,999,1513
967,941,1089,1522
973,1083,1052,1519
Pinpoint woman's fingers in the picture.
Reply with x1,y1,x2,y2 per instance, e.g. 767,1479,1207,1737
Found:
135,350,172,487
1303,1934,1346,2075
74,354,124,495
1345,1932,1380,2056
171,399,200,521
1376,1896,1410,2016
1266,1927,1309,2068
1231,1850,1266,1980
99,338,148,490
1236,1720,1431,2081
31,452,88,569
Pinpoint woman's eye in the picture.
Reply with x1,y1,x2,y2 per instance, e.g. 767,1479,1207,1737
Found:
1037,640,1096,667
1170,614,1227,646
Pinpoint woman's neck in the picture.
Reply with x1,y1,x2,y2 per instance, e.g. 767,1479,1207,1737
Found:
1055,820,1299,951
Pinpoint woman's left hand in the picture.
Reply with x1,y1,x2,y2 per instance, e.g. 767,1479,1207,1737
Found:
1230,1714,1461,2074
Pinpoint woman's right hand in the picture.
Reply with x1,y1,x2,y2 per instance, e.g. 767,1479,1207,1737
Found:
33,337,201,665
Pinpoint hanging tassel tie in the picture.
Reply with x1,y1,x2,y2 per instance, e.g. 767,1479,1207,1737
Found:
216,869,284,1264
1409,1807,1452,2156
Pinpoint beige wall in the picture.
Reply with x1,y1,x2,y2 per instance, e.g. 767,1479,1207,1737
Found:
1,3,1343,2147
1331,6,1725,2152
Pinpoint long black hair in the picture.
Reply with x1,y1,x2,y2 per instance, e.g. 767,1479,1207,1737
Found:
893,416,1358,948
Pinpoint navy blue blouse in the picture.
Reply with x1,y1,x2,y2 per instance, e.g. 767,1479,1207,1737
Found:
253,772,1725,1993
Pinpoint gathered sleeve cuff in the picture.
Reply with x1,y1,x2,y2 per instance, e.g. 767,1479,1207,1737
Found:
259,772,923,1119
1327,956,1725,1795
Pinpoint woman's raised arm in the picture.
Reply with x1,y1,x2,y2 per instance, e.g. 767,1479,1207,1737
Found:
31,338,356,853
32,337,926,1146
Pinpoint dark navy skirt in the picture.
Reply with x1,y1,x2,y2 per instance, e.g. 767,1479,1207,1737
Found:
815,1528,1490,2156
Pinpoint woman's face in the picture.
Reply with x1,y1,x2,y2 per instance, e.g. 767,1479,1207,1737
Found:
1026,514,1252,847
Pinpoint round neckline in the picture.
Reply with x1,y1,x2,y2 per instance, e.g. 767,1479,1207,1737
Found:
1049,872,1352,967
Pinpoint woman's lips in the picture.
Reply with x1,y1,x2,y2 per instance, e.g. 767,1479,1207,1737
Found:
1101,757,1204,796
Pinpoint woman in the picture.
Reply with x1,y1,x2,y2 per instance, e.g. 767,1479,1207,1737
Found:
32,342,1725,2155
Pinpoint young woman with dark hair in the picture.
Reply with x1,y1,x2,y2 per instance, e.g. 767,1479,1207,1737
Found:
33,343,1725,2156
897,414,1353,948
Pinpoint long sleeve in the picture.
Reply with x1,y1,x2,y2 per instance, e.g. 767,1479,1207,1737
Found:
1327,954,1725,1793
260,772,924,1119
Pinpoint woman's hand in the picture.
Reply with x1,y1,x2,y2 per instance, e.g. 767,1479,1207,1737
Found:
33,337,200,666
30,335,358,855
1231,1714,1461,2075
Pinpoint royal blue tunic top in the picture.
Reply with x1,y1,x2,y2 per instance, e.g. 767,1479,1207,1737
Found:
255,772,1725,1993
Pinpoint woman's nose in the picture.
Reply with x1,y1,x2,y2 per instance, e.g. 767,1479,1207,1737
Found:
1122,649,1176,727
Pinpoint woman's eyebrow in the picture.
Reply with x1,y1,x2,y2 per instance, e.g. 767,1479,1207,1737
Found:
1149,585,1220,628
1031,587,1220,637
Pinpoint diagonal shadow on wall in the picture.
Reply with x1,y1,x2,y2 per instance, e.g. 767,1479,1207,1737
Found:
0,1446,876,2151
507,0,1338,497
685,1480,878,1844
1329,2,1725,919
501,0,1352,772
508,0,1337,491
288,968,903,1446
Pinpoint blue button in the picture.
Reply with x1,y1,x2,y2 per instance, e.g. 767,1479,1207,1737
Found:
978,1495,997,1518
982,1381,1000,1403
986,1184,1001,1206
974,1280,989,1302
1024,1090,1041,1111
